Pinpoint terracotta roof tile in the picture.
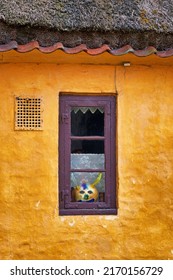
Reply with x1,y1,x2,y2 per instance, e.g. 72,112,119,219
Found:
17,41,40,53
86,44,110,55
157,49,173,58
63,44,87,54
0,41,18,52
0,41,173,58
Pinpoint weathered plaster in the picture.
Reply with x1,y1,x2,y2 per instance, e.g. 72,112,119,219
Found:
0,62,172,259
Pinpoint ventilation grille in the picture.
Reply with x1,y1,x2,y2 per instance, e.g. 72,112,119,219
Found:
15,97,43,130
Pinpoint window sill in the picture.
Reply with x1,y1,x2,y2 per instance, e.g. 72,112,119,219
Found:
59,208,118,216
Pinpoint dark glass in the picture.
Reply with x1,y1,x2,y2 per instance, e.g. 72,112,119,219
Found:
71,107,104,136
71,140,104,154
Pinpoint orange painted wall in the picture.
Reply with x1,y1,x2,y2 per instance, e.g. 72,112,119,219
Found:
0,62,172,259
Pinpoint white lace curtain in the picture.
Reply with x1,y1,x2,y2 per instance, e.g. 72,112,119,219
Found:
71,107,104,114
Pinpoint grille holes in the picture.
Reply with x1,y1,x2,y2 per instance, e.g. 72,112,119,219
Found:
15,97,43,130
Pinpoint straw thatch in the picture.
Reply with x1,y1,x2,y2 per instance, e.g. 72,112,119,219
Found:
0,1,173,49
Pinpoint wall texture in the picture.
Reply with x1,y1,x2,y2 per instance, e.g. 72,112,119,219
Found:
0,63,172,259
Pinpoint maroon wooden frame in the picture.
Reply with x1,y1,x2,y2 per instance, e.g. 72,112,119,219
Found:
59,94,117,215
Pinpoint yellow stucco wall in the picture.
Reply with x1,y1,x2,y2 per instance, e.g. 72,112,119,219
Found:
0,62,173,259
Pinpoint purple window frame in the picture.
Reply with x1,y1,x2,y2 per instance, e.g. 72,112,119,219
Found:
59,94,117,215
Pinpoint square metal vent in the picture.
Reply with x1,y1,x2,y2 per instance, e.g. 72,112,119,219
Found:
15,97,43,130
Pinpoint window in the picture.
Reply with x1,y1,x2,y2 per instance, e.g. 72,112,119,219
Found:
59,94,117,215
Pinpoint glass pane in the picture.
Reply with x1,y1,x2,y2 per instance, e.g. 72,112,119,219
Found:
71,153,105,169
71,107,104,136
71,140,104,154
71,172,105,202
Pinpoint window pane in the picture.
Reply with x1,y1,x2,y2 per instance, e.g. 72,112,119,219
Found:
71,172,105,202
71,107,104,136
71,140,104,154
71,153,105,169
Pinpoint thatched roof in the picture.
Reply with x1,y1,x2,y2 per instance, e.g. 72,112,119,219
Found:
0,0,173,50
1,0,173,33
